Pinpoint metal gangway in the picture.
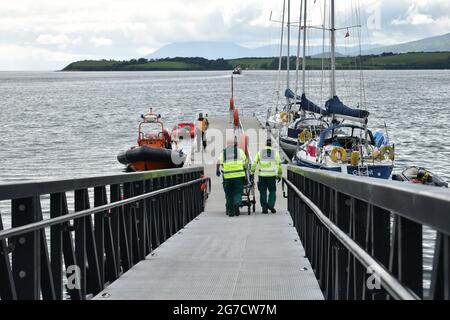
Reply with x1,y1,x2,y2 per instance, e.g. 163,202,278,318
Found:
0,116,449,300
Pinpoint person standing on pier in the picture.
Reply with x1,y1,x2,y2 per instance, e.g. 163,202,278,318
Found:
196,113,209,152
250,138,282,214
216,137,247,216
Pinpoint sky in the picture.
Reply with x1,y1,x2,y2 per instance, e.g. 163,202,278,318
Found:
0,0,449,70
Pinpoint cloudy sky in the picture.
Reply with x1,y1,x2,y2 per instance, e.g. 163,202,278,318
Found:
0,0,449,70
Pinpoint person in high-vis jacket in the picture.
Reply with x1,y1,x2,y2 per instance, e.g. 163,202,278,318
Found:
216,137,248,216
250,139,282,213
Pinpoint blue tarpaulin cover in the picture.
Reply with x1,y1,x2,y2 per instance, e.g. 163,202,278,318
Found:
325,96,369,118
373,131,389,148
285,89,328,115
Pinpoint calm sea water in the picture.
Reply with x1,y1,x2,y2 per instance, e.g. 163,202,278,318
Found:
1,70,449,293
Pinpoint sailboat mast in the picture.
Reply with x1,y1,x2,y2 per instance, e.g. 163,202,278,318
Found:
294,0,303,107
301,0,307,95
276,0,286,107
286,0,291,92
330,0,336,98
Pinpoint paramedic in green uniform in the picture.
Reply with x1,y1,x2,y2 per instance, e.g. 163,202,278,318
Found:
216,137,248,217
250,138,282,214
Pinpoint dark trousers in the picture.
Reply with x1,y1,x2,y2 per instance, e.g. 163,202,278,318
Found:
202,131,207,149
223,177,244,214
257,176,277,209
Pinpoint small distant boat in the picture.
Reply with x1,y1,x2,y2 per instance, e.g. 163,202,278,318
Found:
392,166,448,187
232,66,242,75
171,122,195,140
117,110,186,172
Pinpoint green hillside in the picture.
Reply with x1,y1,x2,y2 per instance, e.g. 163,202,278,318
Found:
63,57,230,71
63,52,450,71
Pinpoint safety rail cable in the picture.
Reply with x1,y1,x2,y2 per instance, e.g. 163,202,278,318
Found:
0,177,210,240
282,177,419,300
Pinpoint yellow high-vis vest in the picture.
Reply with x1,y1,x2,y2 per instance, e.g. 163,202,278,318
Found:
251,147,282,177
219,146,247,179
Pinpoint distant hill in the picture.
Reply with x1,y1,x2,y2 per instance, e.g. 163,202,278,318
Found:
145,33,450,59
145,41,379,59
146,42,251,60
364,33,450,55
63,52,450,71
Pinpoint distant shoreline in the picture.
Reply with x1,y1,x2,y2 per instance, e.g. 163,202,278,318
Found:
63,52,450,71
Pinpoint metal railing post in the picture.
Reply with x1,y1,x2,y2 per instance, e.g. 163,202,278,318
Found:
50,193,64,299
0,214,17,299
94,186,106,289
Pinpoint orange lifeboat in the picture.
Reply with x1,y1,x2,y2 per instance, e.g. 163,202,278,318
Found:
117,111,186,172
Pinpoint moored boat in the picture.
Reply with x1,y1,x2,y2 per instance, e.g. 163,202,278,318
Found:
117,110,186,172
294,124,394,179
292,0,395,179
392,166,448,187
171,122,195,140
280,116,329,159
232,66,242,75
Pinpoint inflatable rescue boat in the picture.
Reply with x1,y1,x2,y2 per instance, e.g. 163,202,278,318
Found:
117,110,186,172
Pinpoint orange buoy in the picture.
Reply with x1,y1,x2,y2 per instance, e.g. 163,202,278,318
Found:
229,97,235,110
233,108,240,127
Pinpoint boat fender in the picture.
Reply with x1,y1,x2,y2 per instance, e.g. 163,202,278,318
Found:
298,129,312,143
379,145,395,161
280,112,289,123
229,97,235,111
331,147,347,163
350,151,360,166
233,108,240,127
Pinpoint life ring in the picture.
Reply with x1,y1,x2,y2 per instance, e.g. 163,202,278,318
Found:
280,112,289,123
330,147,347,163
350,151,360,166
233,108,240,127
379,145,394,161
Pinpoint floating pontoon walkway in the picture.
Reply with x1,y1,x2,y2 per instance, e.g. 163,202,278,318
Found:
94,116,323,300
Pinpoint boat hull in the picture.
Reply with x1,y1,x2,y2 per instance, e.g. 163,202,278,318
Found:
279,137,298,159
117,146,186,172
295,158,393,179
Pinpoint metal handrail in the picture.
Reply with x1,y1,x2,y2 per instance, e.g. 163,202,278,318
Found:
282,177,419,300
288,165,450,236
0,166,204,201
0,177,210,240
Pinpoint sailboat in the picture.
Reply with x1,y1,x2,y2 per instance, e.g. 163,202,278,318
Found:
266,0,290,130
278,0,330,158
293,0,394,179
